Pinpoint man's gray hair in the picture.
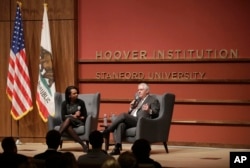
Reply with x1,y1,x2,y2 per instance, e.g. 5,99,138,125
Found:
139,83,150,92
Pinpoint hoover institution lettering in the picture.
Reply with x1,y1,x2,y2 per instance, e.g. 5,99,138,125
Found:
96,49,238,60
93,49,239,80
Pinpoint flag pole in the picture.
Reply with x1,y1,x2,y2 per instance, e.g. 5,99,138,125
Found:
36,1,56,122
16,120,22,145
15,0,22,146
11,1,25,145
16,0,22,146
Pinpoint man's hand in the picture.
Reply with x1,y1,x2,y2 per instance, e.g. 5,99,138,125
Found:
142,103,150,112
130,99,137,109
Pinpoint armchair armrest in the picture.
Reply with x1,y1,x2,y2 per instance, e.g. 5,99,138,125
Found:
83,114,92,139
136,117,167,142
48,115,62,130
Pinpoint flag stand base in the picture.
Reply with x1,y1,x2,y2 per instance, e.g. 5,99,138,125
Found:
16,138,23,145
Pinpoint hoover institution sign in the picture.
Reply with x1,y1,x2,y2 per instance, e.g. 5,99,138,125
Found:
94,49,238,80
96,49,238,60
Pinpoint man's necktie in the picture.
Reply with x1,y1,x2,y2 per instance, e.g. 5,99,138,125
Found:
131,99,144,117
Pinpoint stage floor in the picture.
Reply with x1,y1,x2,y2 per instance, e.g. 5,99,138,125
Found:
1,142,249,168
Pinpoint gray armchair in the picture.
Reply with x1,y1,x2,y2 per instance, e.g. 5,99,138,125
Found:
123,93,175,153
48,92,100,148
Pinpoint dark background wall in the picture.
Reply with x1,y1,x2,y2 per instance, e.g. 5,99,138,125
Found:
0,0,249,148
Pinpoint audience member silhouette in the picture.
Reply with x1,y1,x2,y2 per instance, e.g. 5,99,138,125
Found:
18,159,37,168
45,151,78,168
78,130,113,167
45,154,63,168
101,157,121,168
62,152,78,168
131,139,162,168
118,151,138,168
33,130,62,160
0,137,29,168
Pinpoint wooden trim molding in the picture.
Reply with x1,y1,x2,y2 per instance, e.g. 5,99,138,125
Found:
175,99,250,105
171,120,250,127
98,119,250,127
100,98,250,105
78,58,250,64
167,141,250,149
79,79,250,84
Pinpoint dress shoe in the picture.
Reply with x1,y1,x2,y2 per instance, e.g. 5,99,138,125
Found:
82,143,88,153
59,140,63,149
109,147,120,155
102,129,110,136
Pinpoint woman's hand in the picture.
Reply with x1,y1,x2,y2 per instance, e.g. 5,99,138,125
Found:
75,111,81,117
75,111,84,120
71,111,80,118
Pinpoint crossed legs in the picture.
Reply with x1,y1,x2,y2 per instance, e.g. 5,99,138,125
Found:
104,113,137,155
59,118,88,152
107,113,137,132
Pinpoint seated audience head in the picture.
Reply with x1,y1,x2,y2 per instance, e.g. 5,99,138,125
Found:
61,152,78,168
1,137,17,153
131,139,151,159
0,137,29,168
46,130,61,150
101,157,121,168
89,130,104,149
118,151,138,168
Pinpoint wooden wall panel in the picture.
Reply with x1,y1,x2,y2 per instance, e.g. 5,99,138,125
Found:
0,0,77,141
0,0,12,137
173,105,250,121
79,83,250,100
0,0,10,20
10,0,75,20
50,20,77,91
79,63,250,79
170,125,250,145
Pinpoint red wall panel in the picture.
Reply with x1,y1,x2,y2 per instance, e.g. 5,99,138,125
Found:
79,0,250,59
78,0,250,147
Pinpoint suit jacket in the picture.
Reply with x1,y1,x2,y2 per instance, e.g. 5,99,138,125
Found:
33,149,62,160
0,152,28,168
77,149,113,166
130,94,160,119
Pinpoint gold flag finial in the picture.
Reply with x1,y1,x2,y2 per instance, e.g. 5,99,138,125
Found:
17,1,22,8
44,3,48,11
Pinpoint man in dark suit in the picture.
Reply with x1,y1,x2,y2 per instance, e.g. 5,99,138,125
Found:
103,83,160,155
77,130,113,167
132,139,162,168
0,137,29,168
33,130,62,160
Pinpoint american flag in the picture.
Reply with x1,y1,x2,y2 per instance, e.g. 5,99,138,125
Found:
6,4,33,120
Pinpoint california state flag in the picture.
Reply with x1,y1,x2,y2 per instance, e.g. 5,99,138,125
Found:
36,4,56,122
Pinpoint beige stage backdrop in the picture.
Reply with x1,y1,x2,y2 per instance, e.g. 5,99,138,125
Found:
0,0,250,148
